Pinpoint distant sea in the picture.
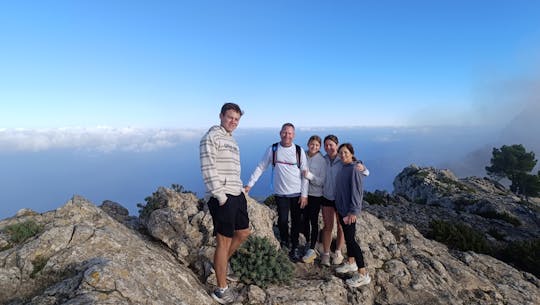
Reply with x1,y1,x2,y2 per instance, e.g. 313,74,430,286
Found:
0,126,522,219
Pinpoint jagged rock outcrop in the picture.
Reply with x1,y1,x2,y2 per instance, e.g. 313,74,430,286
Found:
0,196,214,305
1,184,539,305
390,165,540,242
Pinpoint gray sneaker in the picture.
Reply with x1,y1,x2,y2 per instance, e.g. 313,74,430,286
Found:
212,287,236,304
346,273,371,288
210,262,239,282
320,253,331,267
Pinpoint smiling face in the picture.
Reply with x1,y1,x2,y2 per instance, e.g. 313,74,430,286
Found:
324,139,338,159
338,145,354,164
219,109,241,133
280,125,295,147
308,139,321,156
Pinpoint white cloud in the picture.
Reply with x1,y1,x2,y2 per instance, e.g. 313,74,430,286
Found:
0,127,205,152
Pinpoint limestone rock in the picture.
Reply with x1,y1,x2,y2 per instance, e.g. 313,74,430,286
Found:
0,195,214,305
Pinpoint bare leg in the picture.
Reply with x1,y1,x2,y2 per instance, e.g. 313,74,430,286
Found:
227,228,250,259
321,206,335,253
215,233,232,288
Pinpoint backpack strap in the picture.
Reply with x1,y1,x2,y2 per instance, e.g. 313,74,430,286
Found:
295,144,301,168
272,142,301,168
272,142,279,167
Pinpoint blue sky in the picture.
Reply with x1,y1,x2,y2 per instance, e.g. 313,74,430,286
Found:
1,0,539,130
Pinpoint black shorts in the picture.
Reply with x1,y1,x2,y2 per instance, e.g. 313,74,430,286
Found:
321,197,336,208
207,192,249,238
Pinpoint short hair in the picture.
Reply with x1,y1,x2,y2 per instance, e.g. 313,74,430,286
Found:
281,122,295,131
308,135,322,145
324,134,339,145
220,102,244,116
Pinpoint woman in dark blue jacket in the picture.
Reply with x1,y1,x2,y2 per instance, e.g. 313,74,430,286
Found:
333,143,371,288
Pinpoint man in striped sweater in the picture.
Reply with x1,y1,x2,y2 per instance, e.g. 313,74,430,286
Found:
200,102,250,304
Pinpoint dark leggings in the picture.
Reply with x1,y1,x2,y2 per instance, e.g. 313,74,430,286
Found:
338,213,366,269
276,196,302,249
303,196,322,249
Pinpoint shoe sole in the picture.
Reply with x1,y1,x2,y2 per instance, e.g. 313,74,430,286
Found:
347,278,371,288
211,293,232,304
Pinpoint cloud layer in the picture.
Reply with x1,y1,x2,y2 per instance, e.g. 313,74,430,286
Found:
0,127,204,152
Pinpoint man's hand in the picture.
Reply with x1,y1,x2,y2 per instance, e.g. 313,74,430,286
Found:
299,196,308,209
244,185,251,194
356,163,365,171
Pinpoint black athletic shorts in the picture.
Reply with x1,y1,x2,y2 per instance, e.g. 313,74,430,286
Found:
320,197,336,208
207,192,249,238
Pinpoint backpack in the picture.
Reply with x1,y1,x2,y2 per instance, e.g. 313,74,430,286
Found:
272,142,302,169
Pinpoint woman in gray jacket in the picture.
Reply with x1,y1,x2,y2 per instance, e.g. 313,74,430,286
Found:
301,135,327,263
333,143,371,287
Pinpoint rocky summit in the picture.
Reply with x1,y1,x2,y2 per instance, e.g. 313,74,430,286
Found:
1,166,539,305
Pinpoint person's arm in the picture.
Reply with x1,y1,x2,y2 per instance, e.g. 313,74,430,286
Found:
200,134,227,205
349,167,364,215
356,161,370,176
307,155,327,187
299,148,309,198
245,146,272,192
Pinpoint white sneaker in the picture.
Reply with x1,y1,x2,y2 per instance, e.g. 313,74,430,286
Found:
332,251,344,265
346,273,371,288
335,262,358,274
320,253,331,267
302,248,317,263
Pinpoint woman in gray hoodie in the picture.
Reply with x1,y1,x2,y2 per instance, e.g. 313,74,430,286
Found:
333,143,371,288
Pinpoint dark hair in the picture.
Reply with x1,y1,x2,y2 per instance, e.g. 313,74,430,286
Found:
221,102,244,116
324,134,339,145
308,135,321,145
281,122,295,131
338,143,357,162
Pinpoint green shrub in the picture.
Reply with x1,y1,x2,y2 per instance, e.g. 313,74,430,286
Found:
475,211,522,227
171,183,196,195
487,228,505,241
230,236,293,288
137,191,167,219
499,239,540,277
428,220,491,254
263,195,276,207
364,191,386,205
3,220,42,244
30,255,49,278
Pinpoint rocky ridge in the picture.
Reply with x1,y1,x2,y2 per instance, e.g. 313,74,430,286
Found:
0,169,539,305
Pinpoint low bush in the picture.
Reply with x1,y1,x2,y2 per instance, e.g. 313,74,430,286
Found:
428,220,491,254
230,236,293,288
476,211,522,227
499,239,540,278
364,191,386,205
30,255,49,278
3,220,42,244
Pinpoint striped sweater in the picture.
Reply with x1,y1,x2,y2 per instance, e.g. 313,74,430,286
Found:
200,125,243,204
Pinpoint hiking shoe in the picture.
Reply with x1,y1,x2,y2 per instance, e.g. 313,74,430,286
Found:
320,253,331,267
302,248,317,263
211,287,236,304
346,273,371,288
289,247,302,262
335,262,358,274
332,251,344,265
210,262,239,282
